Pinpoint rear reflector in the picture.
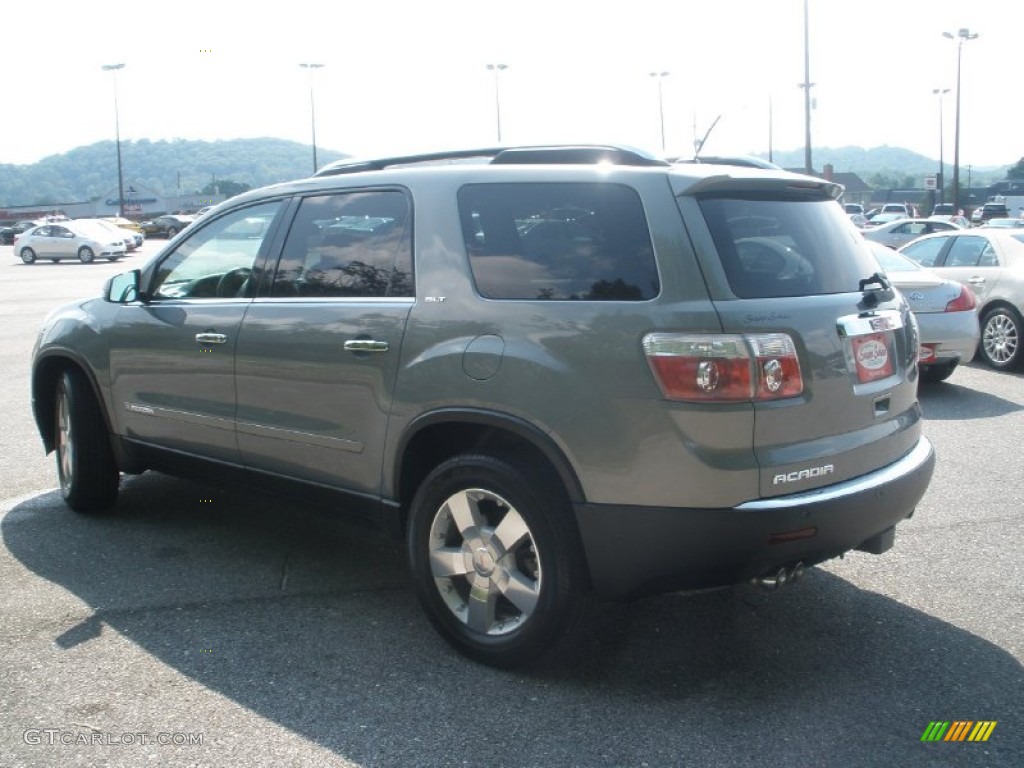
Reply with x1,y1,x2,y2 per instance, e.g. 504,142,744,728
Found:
643,332,803,402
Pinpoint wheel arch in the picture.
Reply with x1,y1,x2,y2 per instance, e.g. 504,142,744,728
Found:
979,298,1023,322
391,409,585,529
32,353,113,454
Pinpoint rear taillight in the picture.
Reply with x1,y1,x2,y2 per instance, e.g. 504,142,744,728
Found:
643,332,803,402
945,283,977,312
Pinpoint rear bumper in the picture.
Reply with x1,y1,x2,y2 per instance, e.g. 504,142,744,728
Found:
574,437,935,600
917,312,979,364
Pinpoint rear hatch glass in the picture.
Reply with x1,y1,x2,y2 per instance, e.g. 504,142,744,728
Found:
695,192,922,497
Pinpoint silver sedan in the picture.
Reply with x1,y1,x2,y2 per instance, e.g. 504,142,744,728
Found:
863,218,962,250
868,242,979,382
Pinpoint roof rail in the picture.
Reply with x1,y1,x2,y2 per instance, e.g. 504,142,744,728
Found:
313,144,670,177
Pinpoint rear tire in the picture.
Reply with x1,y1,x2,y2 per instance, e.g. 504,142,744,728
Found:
20,247,36,264
406,453,589,668
55,368,119,512
979,306,1023,371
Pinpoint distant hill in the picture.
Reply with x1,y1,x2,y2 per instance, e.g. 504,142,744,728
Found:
1,140,1013,208
765,145,1009,186
0,138,350,207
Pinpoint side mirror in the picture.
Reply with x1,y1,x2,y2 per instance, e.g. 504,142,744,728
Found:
105,270,141,303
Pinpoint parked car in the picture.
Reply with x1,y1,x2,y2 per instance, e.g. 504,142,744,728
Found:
932,203,957,217
139,214,195,238
876,202,919,218
102,216,145,234
979,217,1024,230
900,229,1024,370
843,203,865,215
31,144,935,667
81,218,143,251
863,218,962,249
866,242,978,382
0,219,41,245
971,202,1010,224
863,212,905,228
14,221,127,264
848,213,868,229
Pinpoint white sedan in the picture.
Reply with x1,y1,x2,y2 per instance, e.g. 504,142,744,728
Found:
13,221,127,264
863,218,963,250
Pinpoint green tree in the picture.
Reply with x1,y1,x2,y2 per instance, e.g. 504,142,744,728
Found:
1007,157,1024,179
201,179,251,197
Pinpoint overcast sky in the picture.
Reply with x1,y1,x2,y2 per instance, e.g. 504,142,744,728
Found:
3,0,1019,169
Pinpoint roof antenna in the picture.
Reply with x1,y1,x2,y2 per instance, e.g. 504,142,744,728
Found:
693,114,722,159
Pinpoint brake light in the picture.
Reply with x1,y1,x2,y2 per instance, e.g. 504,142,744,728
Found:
643,333,803,402
944,283,977,312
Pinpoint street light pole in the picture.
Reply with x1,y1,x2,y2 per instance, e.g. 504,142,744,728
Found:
943,28,978,213
101,63,126,217
649,71,670,153
798,0,815,174
300,63,324,174
932,88,950,204
486,64,508,143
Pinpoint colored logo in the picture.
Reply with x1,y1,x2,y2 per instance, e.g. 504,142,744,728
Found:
921,721,997,742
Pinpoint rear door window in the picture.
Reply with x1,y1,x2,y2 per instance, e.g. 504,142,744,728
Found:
270,190,413,298
698,195,880,298
944,235,994,267
459,182,659,301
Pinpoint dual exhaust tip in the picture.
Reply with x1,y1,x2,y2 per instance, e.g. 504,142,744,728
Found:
753,562,804,589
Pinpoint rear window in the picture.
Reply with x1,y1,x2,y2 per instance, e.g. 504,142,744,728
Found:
699,195,881,298
459,183,659,301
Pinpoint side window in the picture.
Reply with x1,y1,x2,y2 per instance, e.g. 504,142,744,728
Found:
944,236,987,268
978,242,999,267
901,237,947,268
459,182,659,301
271,190,413,298
150,200,283,299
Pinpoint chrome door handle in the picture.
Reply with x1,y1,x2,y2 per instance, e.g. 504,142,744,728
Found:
344,339,389,353
968,277,985,285
195,332,228,345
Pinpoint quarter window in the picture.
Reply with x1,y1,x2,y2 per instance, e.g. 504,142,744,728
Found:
270,190,413,298
901,236,947,267
459,183,659,301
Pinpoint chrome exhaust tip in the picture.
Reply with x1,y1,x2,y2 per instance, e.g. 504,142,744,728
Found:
753,562,804,590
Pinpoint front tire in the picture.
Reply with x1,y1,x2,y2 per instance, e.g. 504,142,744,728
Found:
979,306,1023,370
166,226,178,238
407,454,589,668
77,246,95,264
20,247,36,264
55,368,119,512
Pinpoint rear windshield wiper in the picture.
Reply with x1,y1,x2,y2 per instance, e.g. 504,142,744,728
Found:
859,271,895,307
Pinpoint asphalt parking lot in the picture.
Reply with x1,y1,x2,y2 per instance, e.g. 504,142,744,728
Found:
1,241,1021,768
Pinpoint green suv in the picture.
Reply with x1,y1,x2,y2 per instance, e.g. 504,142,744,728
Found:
31,145,935,666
